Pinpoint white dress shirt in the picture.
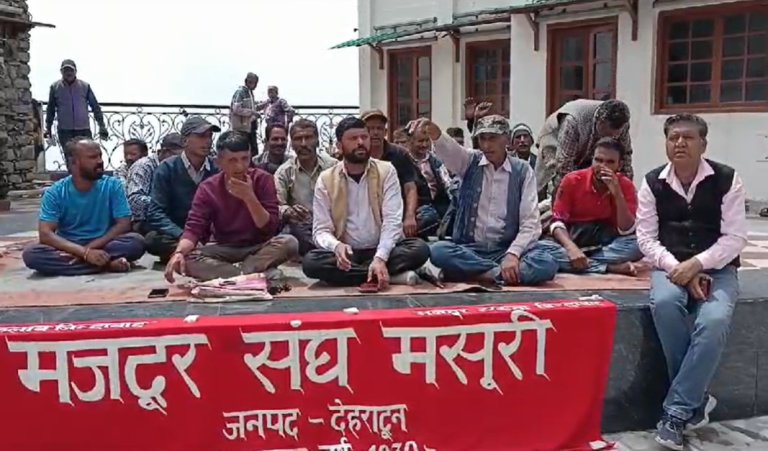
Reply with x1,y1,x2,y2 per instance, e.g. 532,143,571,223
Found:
636,158,747,273
432,133,542,257
312,161,404,261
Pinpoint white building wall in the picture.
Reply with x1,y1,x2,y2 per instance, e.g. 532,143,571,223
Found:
359,0,768,199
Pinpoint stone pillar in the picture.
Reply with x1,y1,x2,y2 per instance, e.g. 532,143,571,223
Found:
0,0,37,199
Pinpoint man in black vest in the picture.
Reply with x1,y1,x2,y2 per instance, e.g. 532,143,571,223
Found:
636,113,747,450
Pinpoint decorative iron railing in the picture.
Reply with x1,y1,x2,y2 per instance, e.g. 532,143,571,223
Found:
40,102,359,172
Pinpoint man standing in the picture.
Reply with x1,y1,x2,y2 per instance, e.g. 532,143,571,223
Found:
258,86,295,128
508,123,537,169
636,114,747,450
361,109,427,238
145,117,219,262
164,131,298,282
22,139,145,275
412,116,557,287
253,124,290,175
126,133,184,233
407,125,452,237
302,117,430,288
537,137,641,276
536,99,632,196
274,119,338,255
230,72,261,156
114,139,148,183
45,59,108,152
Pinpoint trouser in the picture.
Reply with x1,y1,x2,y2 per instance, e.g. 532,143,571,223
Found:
58,129,93,170
416,204,441,238
22,233,145,276
429,241,558,286
184,235,299,281
249,122,260,158
536,235,643,274
145,231,180,263
286,222,315,256
650,266,739,421
302,238,430,286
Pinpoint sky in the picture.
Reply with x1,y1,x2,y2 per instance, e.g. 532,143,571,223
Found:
27,0,361,107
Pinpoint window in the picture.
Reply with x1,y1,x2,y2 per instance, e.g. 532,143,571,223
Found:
387,47,431,130
657,2,768,112
548,20,617,114
466,40,511,116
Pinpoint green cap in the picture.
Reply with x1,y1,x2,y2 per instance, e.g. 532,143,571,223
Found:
473,114,510,137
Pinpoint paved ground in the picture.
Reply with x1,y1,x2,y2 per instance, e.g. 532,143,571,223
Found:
608,416,768,450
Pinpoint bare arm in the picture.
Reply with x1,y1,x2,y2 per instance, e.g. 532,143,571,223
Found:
38,221,86,258
86,218,131,250
403,182,418,221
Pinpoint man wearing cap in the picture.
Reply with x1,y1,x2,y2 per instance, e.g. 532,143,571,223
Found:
257,86,295,128
230,72,261,156
508,123,537,169
410,115,558,287
145,117,220,262
126,133,184,234
303,117,430,288
45,59,108,155
362,109,429,238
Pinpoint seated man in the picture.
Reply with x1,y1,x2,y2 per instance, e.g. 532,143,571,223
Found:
145,116,219,262
362,109,429,238
537,137,642,276
412,115,557,286
126,133,184,234
407,125,452,237
164,131,298,282
114,138,148,183
302,117,430,288
253,123,289,174
23,139,145,275
508,123,537,169
274,119,338,255
446,127,465,147
637,114,747,450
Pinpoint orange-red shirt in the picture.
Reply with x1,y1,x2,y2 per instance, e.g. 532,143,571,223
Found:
552,167,637,229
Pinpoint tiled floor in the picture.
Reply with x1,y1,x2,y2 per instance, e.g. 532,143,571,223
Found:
607,416,768,450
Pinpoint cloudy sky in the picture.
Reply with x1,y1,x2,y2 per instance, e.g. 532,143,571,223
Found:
27,0,360,106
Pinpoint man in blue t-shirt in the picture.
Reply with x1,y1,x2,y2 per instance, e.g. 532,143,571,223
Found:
22,139,146,276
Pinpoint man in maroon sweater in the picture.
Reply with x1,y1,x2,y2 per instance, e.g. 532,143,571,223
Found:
164,131,298,282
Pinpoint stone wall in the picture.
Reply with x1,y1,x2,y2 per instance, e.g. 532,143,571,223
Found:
0,0,36,198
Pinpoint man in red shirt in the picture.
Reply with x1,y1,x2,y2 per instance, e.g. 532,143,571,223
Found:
538,137,642,276
164,131,298,282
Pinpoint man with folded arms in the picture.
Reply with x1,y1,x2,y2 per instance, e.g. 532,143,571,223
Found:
411,116,557,286
23,139,145,275
537,137,642,276
164,131,298,282
636,114,747,450
302,117,429,288
145,116,219,262
274,119,338,255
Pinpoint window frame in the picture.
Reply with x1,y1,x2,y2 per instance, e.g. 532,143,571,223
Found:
655,1,768,114
546,17,619,115
386,46,432,133
465,39,511,117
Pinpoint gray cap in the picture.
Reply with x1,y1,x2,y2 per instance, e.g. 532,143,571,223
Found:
473,114,511,137
60,59,76,70
180,116,221,136
159,132,183,149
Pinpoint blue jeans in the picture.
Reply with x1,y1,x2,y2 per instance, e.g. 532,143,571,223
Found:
537,235,643,274
650,266,739,420
22,233,146,276
416,204,440,237
429,241,558,286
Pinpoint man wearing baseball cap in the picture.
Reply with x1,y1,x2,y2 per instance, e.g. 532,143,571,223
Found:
361,109,430,238
45,59,108,158
125,133,184,232
145,116,220,262
408,115,558,287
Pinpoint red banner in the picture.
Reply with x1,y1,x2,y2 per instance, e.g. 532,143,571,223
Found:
0,299,616,451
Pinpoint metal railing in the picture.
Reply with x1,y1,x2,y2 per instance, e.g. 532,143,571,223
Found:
40,102,359,172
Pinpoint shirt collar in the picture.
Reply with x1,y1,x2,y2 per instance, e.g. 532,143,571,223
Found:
659,158,713,183
181,151,211,172
478,155,512,172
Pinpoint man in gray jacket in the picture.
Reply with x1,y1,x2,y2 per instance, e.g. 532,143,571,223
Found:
45,59,108,158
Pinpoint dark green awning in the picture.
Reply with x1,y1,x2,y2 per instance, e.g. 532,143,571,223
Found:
331,26,440,49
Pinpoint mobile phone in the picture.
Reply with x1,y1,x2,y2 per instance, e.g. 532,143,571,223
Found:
699,277,712,299
148,288,170,299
